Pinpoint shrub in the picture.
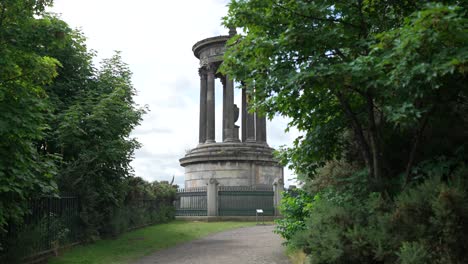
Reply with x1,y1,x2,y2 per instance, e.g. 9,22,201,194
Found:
287,169,468,264
275,188,313,243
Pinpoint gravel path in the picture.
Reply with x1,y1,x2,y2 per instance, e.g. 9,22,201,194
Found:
133,224,290,264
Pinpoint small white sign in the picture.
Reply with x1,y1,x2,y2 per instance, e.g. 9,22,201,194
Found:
256,209,264,213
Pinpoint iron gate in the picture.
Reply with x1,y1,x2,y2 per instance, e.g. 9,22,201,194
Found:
218,186,274,216
175,187,207,216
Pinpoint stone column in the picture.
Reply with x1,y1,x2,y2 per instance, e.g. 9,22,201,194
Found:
224,75,236,142
198,67,207,144
221,77,226,141
241,86,247,142
256,113,267,144
205,64,216,143
262,115,267,144
207,178,219,216
245,93,256,143
273,177,284,216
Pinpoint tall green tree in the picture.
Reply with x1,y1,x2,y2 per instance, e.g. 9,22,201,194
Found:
222,1,468,262
57,52,146,238
30,15,96,157
1,0,147,244
16,12,147,239
0,0,59,237
221,0,467,189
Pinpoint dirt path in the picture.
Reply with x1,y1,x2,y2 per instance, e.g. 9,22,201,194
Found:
133,224,290,264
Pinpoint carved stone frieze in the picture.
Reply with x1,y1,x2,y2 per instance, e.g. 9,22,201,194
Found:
199,44,226,67
193,35,229,67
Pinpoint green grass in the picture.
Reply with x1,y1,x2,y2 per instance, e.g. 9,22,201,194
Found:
49,221,256,264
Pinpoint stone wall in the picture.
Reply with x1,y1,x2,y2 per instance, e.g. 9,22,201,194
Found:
184,160,283,188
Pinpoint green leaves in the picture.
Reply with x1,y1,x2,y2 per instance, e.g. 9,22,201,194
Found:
397,242,430,264
55,52,146,237
225,1,468,262
222,0,467,185
0,0,60,241
1,2,147,245
275,188,313,243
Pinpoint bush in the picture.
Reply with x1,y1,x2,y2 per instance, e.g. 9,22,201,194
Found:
102,180,176,237
391,173,468,263
73,178,176,240
275,188,313,243
286,169,468,264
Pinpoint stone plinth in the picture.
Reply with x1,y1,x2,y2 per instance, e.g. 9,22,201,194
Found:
180,143,283,188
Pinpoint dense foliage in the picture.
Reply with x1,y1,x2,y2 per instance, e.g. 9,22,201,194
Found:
106,178,176,237
279,162,468,264
0,0,60,243
0,0,175,255
222,0,467,263
275,188,312,242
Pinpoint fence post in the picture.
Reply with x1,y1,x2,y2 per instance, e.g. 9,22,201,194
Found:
207,178,219,216
273,178,284,216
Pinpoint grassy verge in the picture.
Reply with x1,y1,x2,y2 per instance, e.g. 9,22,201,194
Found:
49,220,255,264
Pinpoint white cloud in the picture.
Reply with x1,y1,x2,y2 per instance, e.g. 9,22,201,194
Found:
50,0,300,187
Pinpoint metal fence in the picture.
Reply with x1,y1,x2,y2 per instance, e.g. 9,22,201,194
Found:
123,198,175,229
27,196,80,253
175,187,207,216
175,185,275,217
1,196,81,260
2,196,175,261
218,186,274,216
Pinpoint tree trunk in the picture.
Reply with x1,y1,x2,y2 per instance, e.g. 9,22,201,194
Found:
336,91,374,180
404,111,430,187
366,92,382,185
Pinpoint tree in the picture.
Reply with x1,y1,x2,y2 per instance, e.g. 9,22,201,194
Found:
30,15,96,158
221,0,467,190
15,13,147,238
1,1,148,244
57,52,146,238
222,1,468,262
0,0,59,238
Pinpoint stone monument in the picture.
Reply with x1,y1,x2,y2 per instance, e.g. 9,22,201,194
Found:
179,29,284,189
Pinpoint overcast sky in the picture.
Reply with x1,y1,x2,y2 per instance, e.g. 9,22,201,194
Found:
49,0,300,187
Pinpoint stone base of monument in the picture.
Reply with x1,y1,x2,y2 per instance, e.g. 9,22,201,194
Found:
179,142,283,188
